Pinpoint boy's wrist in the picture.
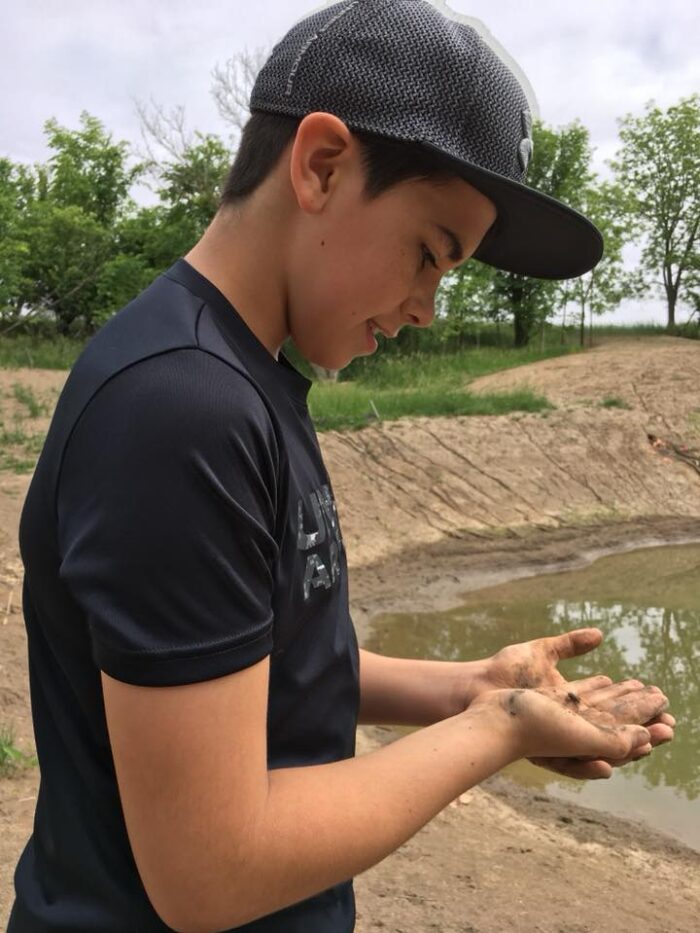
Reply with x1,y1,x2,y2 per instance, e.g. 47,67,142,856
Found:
457,690,526,766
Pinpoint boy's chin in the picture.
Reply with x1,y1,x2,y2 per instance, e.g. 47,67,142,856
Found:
303,346,354,372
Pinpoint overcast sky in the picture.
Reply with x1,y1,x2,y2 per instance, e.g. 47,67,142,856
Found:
2,0,698,325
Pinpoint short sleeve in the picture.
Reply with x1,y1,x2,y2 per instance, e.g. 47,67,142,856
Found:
57,348,280,686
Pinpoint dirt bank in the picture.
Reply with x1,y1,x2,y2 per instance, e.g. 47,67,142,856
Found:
1,336,699,931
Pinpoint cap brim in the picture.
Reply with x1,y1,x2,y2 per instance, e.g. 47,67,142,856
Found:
420,141,604,280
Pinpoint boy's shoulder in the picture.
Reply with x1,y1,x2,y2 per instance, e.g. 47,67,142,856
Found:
37,263,284,505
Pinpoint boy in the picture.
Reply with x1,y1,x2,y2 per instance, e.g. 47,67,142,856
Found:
8,2,674,931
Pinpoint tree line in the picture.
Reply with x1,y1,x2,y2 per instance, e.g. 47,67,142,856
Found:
0,53,698,350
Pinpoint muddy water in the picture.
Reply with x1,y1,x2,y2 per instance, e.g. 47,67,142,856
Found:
365,542,700,850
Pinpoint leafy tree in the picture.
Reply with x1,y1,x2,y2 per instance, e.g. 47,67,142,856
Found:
609,94,700,329
501,119,596,348
437,259,498,347
21,199,112,334
156,132,232,240
0,159,30,325
559,181,643,347
2,113,148,335
44,111,144,227
442,121,601,349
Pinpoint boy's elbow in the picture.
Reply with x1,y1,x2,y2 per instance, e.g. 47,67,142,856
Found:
150,878,259,933
147,839,273,933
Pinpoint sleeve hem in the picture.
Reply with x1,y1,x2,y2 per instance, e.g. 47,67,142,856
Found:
94,627,274,687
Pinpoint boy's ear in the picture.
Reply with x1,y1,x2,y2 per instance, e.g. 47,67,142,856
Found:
288,112,354,213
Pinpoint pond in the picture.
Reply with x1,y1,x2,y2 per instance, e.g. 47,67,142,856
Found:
365,542,700,850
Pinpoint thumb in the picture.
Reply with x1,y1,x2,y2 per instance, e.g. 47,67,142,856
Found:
545,627,603,662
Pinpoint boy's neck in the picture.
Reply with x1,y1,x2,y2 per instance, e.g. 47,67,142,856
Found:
184,199,291,362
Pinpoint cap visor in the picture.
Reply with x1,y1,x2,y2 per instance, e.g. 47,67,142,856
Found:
421,141,604,280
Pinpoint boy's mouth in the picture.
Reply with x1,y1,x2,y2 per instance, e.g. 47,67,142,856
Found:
369,319,391,338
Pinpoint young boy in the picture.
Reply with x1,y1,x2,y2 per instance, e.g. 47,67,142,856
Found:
8,2,674,931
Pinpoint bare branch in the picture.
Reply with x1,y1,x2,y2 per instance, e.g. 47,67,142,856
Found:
131,95,196,181
210,46,270,139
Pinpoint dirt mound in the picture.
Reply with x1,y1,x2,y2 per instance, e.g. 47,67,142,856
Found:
319,337,700,572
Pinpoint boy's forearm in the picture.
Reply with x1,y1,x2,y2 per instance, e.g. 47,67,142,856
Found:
357,647,489,725
194,704,517,933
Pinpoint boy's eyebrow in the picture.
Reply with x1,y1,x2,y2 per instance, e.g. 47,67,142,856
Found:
433,224,464,263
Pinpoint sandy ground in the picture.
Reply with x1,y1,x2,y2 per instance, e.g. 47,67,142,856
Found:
1,335,700,931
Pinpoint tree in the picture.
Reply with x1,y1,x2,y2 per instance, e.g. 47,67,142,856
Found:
437,121,599,350
156,133,232,239
25,114,146,334
437,258,497,347
490,120,597,348
44,111,144,227
0,159,31,326
210,47,270,141
559,181,642,347
609,94,700,329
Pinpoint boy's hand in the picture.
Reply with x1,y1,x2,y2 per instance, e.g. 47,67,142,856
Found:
462,627,675,779
526,675,675,779
471,683,662,764
473,626,607,694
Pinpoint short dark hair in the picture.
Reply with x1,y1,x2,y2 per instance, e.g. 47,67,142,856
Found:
218,111,462,209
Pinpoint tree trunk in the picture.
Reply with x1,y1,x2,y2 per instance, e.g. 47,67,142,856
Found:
664,260,678,329
667,290,677,329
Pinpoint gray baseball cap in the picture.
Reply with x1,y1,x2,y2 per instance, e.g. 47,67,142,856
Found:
250,0,603,280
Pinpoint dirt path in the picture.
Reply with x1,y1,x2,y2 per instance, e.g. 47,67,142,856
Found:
1,336,699,931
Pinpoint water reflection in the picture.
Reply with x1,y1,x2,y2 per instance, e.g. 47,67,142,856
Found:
365,543,700,846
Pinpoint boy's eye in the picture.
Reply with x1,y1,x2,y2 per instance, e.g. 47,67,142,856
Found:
420,244,438,270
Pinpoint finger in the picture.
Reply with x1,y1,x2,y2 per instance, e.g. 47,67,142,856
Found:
645,722,674,745
595,723,652,759
528,755,613,781
543,628,604,662
581,679,647,705
581,691,669,731
600,742,654,768
646,712,676,728
566,674,614,696
606,687,669,724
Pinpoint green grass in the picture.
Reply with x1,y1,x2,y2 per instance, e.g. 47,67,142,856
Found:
0,723,38,777
599,397,632,409
0,425,45,473
343,344,582,389
308,344,567,431
308,383,555,432
11,383,47,418
0,335,84,369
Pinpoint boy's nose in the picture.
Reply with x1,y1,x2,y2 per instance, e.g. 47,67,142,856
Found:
400,292,436,328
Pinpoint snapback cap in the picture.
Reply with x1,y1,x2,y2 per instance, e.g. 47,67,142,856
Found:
250,0,603,280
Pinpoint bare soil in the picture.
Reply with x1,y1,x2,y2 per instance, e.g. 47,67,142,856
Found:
1,336,700,932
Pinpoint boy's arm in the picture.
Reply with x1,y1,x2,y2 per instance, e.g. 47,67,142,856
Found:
358,630,615,727
357,647,486,725
358,632,675,779
102,657,657,933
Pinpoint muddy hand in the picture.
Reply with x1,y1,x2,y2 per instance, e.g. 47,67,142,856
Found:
527,676,674,780
476,627,607,697
472,684,653,763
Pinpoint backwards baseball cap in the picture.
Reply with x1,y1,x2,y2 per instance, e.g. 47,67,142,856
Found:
249,0,603,280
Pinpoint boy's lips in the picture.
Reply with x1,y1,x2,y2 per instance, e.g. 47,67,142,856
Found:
369,319,395,338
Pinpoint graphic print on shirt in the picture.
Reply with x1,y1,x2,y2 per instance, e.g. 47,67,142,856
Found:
296,483,343,601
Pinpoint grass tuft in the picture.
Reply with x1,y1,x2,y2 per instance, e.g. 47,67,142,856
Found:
0,722,38,777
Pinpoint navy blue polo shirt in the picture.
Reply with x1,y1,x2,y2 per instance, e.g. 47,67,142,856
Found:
8,258,360,931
